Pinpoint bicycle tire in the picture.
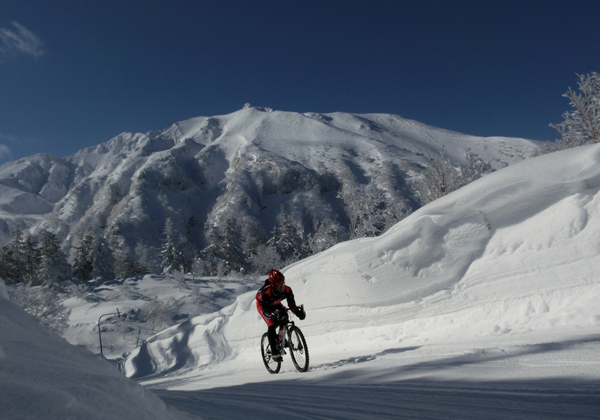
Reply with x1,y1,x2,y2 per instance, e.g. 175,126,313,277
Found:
288,326,309,372
261,332,281,374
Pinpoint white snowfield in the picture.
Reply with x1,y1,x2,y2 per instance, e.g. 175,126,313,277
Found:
120,145,600,417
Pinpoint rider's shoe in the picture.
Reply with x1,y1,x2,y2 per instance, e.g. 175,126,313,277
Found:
272,353,283,362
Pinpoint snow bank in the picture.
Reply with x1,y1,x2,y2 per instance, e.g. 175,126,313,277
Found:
124,145,600,389
0,278,198,420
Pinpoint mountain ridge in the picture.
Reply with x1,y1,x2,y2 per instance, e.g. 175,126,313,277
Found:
0,106,542,273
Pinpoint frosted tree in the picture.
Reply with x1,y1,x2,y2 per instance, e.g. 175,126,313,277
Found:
109,229,131,278
191,257,205,278
37,229,71,285
159,218,198,274
413,149,463,205
139,297,180,331
71,227,115,281
23,234,40,284
413,149,492,205
177,234,198,274
306,220,344,255
334,156,394,239
71,228,94,281
547,72,600,151
336,176,398,239
460,151,493,184
88,233,115,280
249,243,283,275
370,160,414,231
10,284,71,334
0,228,26,283
269,212,304,263
159,218,179,275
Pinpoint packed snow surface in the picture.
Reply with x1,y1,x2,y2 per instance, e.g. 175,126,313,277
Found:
117,145,600,417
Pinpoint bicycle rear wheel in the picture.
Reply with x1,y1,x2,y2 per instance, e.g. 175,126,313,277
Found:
288,326,309,372
261,332,281,374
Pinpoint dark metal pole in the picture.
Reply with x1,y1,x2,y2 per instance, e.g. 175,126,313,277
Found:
98,309,120,357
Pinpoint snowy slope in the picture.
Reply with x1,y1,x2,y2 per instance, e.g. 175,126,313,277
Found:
0,278,199,420
121,144,600,393
0,106,541,259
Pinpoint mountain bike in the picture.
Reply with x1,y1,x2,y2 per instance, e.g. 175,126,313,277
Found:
260,306,309,373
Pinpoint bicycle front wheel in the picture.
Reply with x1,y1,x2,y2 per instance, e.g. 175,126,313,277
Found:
261,332,281,374
288,326,309,372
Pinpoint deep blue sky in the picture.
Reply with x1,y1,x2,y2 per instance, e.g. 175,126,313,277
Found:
1,0,599,163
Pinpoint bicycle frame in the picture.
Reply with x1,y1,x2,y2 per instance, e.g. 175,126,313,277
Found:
276,318,294,356
261,305,309,373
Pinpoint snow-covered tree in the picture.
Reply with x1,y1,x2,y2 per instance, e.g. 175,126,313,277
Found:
249,243,283,275
159,218,198,275
139,297,179,331
71,229,94,281
159,218,179,275
177,234,198,274
71,227,115,281
9,284,71,334
191,257,205,278
0,228,27,283
306,220,343,255
37,229,71,285
413,149,492,206
547,72,600,151
88,233,115,280
23,234,40,284
413,149,463,205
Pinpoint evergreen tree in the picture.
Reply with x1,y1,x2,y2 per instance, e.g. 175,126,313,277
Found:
177,233,197,274
159,218,198,274
71,228,94,281
88,234,115,280
270,212,304,264
108,229,148,278
159,218,179,275
23,234,41,284
71,227,115,281
0,228,27,283
37,229,71,285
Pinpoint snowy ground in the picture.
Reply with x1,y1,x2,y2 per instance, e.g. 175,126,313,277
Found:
4,144,600,419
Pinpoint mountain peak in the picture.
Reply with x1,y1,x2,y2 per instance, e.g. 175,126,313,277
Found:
241,103,273,113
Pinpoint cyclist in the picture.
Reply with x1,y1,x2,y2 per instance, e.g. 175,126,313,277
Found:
256,269,306,361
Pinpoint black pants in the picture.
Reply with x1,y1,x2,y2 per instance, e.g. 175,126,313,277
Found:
267,316,287,354
268,324,280,354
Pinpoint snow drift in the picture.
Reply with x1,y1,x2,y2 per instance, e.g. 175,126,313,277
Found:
123,144,600,388
0,278,198,420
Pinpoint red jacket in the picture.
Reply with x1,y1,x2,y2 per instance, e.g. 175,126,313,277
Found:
256,280,300,326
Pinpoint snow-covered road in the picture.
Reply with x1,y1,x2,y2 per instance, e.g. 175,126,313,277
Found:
156,379,600,420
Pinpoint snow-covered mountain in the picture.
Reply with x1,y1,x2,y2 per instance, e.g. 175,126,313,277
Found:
0,105,541,271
